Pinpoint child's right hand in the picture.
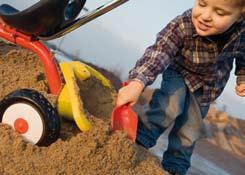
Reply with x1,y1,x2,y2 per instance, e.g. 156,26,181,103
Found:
116,80,145,107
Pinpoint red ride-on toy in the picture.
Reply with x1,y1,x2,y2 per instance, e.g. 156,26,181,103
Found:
0,0,129,146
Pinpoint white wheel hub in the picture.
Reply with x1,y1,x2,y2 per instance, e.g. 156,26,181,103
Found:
2,102,44,144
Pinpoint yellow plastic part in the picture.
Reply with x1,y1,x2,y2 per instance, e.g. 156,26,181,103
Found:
70,61,91,81
79,62,113,88
57,85,73,120
57,62,91,131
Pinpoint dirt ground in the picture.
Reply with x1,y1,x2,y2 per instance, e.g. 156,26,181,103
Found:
0,40,165,175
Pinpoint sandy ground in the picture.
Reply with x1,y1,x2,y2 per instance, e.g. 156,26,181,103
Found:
0,41,165,175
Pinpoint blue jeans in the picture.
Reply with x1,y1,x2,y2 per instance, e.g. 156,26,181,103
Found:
136,68,209,175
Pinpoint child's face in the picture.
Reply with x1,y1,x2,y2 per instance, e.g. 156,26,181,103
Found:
192,0,243,36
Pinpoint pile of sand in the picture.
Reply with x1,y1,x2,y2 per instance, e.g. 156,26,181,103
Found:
0,41,165,175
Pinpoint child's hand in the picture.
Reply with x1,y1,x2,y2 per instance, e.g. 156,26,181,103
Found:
235,84,245,97
116,80,145,107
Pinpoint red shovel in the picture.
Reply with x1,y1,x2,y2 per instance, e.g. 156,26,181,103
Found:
111,82,138,142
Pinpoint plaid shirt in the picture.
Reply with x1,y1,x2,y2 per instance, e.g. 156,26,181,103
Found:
129,9,245,105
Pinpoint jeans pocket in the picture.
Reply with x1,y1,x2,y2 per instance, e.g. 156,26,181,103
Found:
161,69,185,94
162,68,181,79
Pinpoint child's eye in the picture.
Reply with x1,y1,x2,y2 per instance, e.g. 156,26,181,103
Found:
198,2,206,7
216,10,226,16
198,0,206,7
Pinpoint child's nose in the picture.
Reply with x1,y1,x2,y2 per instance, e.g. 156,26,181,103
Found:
201,10,212,22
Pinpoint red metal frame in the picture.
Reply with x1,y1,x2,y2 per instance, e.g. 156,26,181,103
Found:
0,20,62,95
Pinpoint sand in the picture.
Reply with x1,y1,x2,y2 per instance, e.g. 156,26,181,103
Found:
0,40,165,175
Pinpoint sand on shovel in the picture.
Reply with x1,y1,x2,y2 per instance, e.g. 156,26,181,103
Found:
0,40,165,175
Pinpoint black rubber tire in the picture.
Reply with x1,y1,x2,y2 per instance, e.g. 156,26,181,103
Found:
0,89,60,146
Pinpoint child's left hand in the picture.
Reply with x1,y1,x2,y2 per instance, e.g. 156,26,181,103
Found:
235,84,245,97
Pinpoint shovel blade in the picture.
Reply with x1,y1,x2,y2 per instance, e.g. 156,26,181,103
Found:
111,105,138,142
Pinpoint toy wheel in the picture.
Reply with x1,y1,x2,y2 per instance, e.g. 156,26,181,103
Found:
0,89,60,146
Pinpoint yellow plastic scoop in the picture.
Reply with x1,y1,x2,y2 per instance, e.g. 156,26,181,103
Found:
57,61,116,132
58,62,91,131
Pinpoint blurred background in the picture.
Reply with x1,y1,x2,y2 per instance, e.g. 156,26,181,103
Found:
1,0,244,119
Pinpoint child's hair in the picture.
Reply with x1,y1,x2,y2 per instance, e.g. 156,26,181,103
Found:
233,0,245,17
230,0,245,6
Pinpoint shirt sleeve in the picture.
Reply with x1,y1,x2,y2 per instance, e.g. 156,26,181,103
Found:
128,14,185,86
235,49,245,85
